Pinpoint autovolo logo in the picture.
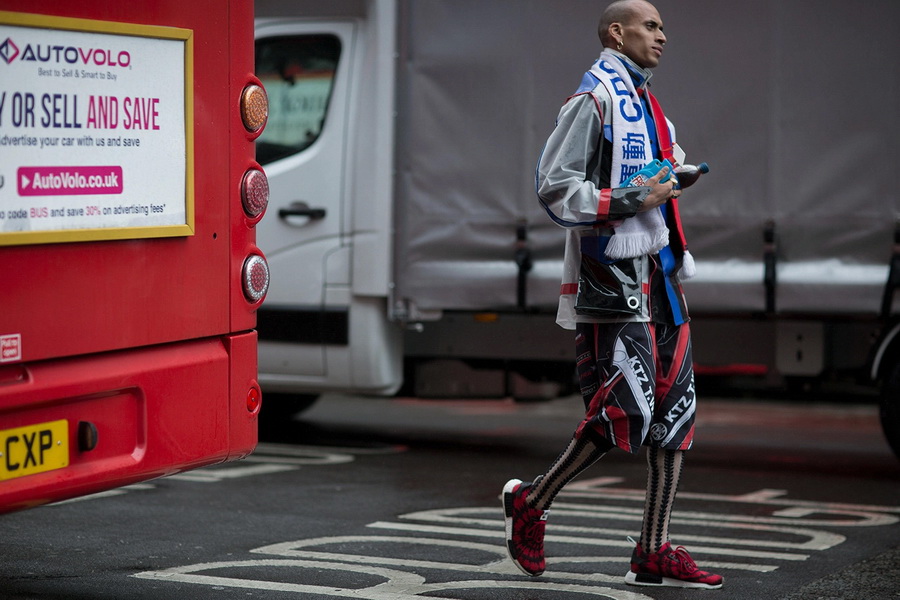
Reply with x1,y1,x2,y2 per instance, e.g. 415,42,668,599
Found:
0,37,131,67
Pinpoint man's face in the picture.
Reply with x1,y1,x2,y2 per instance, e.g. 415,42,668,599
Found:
618,2,667,69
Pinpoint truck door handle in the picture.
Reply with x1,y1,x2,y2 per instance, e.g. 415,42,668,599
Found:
278,202,327,221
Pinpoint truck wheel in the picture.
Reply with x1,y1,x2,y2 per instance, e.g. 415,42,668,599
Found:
880,361,900,460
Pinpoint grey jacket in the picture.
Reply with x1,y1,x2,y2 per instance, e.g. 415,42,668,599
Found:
537,52,688,328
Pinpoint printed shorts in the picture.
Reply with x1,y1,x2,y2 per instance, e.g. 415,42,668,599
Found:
574,321,695,453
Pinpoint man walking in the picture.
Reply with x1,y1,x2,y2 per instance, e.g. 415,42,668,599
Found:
503,0,723,590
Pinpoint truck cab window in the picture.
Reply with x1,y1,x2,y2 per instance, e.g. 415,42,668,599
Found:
255,34,341,165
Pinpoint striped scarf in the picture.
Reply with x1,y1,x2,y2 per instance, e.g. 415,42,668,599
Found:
589,51,694,278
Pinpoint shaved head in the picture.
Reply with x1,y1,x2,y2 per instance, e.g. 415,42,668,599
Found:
598,0,652,46
596,0,667,67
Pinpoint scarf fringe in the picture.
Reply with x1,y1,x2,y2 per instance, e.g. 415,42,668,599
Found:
605,225,669,260
680,250,696,280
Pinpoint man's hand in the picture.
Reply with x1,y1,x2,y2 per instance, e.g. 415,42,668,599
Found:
638,166,680,212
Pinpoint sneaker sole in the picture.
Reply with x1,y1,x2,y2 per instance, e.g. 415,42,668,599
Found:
624,570,723,590
502,478,543,577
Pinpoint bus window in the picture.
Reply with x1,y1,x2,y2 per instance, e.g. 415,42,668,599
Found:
255,35,342,165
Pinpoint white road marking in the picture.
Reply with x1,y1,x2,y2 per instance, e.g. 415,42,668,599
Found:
170,463,298,482
565,478,900,522
135,557,656,599
132,468,900,596
366,521,808,562
397,505,846,551
46,444,399,504
253,535,776,575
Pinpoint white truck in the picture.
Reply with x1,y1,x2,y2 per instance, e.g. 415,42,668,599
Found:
252,0,900,456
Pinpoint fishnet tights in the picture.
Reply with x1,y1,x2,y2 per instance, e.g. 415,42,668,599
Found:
522,434,686,555
640,446,685,553
524,435,610,511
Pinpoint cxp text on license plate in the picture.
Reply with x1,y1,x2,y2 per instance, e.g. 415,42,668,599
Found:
0,420,69,481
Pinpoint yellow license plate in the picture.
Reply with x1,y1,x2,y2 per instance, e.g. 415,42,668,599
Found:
0,420,69,481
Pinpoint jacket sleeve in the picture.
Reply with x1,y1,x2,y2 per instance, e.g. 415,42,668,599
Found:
536,92,648,229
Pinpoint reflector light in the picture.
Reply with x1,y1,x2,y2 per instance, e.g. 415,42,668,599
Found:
241,168,269,218
240,84,268,133
242,254,270,302
247,386,261,413
474,313,499,323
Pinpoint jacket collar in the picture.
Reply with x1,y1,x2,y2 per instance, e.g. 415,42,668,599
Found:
606,48,654,90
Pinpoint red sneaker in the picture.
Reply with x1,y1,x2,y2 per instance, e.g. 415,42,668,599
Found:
625,541,724,589
502,478,549,576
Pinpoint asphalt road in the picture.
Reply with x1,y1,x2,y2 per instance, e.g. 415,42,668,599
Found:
2,392,899,600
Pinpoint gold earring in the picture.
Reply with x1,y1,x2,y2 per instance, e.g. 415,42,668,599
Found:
617,39,623,51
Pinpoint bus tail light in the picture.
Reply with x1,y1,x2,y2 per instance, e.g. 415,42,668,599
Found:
240,84,268,134
241,168,269,219
242,254,269,303
246,385,261,414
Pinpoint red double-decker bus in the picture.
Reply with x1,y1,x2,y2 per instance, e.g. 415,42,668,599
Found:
0,1,269,513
